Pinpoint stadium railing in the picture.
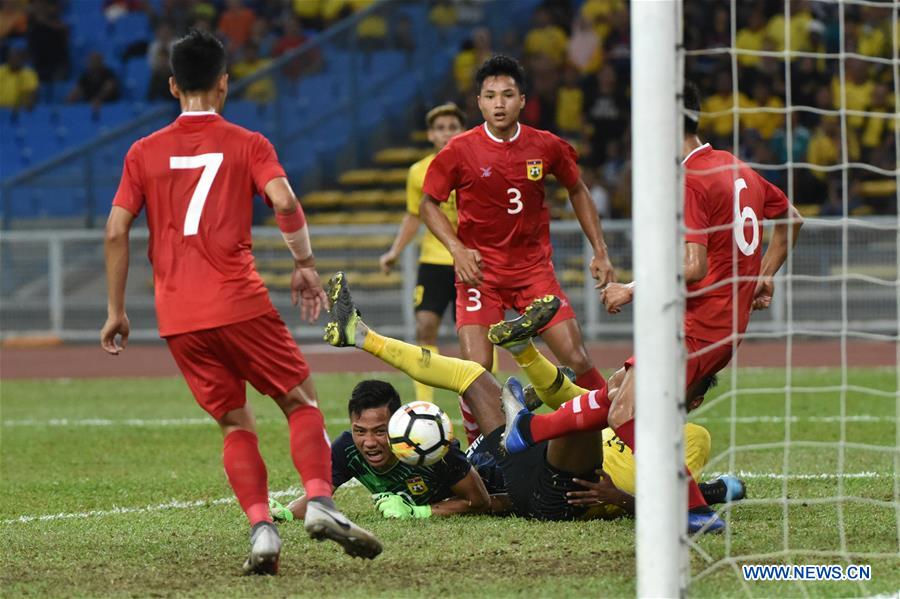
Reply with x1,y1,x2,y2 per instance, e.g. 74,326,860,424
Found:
1,218,896,343
0,0,473,229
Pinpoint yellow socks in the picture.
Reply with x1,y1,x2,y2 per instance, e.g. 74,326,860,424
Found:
513,341,589,409
362,331,486,395
413,345,440,401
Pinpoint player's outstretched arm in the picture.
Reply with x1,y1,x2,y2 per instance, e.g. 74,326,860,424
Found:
567,179,615,287
753,204,803,311
101,206,135,355
420,194,483,286
380,213,421,274
264,177,327,322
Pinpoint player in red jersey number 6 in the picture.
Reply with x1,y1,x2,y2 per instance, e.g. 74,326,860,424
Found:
99,30,382,574
420,55,615,441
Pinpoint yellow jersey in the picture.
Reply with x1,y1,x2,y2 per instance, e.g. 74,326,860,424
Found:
407,154,457,266
583,423,712,519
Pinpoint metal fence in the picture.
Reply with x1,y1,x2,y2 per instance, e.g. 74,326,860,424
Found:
1,218,896,343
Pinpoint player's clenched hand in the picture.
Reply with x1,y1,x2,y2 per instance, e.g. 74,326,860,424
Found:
590,253,616,287
567,471,620,506
291,265,328,322
752,276,774,311
452,247,483,287
100,313,130,355
379,250,398,274
601,282,634,314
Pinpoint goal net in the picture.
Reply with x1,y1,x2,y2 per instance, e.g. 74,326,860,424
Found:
633,0,899,595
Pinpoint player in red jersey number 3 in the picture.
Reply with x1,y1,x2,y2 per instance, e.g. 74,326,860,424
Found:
99,30,382,574
420,56,615,441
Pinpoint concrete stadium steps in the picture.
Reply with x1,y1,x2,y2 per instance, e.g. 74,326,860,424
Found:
373,147,431,166
295,190,407,210
337,169,410,186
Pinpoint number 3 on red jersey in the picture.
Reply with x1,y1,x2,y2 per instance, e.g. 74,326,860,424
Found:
733,177,759,256
170,153,224,236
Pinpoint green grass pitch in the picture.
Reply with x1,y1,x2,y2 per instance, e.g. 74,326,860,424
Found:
2,368,897,597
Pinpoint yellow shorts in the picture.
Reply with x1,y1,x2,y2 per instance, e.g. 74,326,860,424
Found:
584,423,711,519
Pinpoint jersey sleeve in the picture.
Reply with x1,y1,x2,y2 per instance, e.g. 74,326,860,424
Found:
548,134,581,189
250,133,287,201
435,441,472,488
112,142,146,216
405,161,425,216
683,180,709,246
422,143,459,202
759,176,790,219
329,432,354,490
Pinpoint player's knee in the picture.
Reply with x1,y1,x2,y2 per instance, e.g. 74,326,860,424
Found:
216,407,255,436
275,384,318,415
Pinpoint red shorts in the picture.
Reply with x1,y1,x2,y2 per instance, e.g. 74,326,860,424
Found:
623,336,734,388
166,310,311,420
454,271,576,330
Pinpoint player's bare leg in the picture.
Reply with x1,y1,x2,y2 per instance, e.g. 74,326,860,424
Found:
539,318,607,392
457,325,496,443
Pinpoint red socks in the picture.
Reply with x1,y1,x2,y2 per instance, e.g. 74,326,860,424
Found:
459,395,481,445
287,405,333,499
529,385,611,443
574,367,607,393
223,430,271,525
613,418,709,510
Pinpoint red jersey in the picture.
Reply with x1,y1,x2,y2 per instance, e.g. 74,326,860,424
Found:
683,143,789,342
423,123,580,286
112,112,285,337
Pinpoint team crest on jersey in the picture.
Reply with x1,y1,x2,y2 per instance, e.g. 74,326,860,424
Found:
526,159,543,181
406,476,428,495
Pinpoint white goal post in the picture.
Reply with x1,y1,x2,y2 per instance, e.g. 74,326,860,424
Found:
631,1,685,597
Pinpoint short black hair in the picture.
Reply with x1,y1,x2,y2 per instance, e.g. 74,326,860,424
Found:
347,380,402,419
683,80,702,135
474,54,526,94
170,29,227,93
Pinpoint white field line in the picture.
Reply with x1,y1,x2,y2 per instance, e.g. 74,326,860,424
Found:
3,472,892,526
3,415,895,428
705,471,893,481
1,480,361,525
692,415,897,424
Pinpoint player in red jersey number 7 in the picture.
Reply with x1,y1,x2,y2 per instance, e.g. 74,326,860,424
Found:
99,30,382,573
501,82,803,534
420,55,615,442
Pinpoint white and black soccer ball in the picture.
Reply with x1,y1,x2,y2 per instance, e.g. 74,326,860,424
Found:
388,401,454,466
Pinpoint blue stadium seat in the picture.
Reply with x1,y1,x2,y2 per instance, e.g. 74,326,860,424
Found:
124,59,151,101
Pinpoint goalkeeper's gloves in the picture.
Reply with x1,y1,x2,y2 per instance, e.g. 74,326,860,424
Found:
373,492,432,519
269,497,294,523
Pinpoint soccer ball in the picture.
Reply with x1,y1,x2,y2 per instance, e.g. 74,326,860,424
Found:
388,401,454,466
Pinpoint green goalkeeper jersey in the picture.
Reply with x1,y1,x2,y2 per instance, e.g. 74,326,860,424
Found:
331,431,470,505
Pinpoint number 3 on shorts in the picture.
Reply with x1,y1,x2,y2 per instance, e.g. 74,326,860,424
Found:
170,153,224,236
466,288,482,312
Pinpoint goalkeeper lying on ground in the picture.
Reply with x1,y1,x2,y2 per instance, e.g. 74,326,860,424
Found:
274,273,744,523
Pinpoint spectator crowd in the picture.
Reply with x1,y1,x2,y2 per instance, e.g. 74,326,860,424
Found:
442,0,897,216
0,0,895,215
